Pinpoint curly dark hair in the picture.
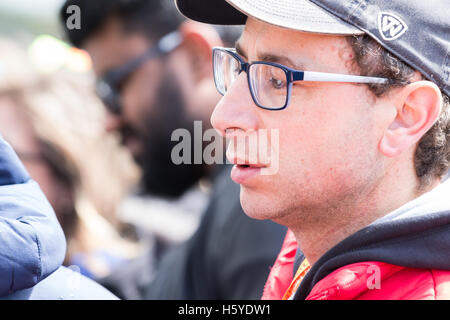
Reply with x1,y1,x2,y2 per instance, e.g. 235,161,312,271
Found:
348,34,450,189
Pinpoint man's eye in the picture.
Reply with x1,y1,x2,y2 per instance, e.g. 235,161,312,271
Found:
269,77,286,89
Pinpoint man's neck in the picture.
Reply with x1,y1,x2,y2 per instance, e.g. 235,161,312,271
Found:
287,165,439,266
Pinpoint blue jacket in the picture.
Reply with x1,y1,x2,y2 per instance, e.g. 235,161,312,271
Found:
1,266,118,300
0,136,116,299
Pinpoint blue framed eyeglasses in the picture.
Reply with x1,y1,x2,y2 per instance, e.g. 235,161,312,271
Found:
96,31,182,115
212,47,390,110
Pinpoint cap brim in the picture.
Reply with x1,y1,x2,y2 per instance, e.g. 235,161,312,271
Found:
175,0,247,25
175,0,364,35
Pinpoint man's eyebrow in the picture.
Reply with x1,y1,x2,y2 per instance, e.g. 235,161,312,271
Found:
258,52,306,71
234,41,305,70
234,41,247,59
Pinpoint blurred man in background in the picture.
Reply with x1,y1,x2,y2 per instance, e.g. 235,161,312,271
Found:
60,0,286,299
62,0,211,249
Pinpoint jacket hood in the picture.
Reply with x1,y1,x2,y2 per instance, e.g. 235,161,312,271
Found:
294,178,450,299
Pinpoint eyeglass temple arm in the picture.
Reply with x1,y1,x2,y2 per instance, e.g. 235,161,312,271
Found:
109,31,183,83
137,31,182,64
294,71,389,84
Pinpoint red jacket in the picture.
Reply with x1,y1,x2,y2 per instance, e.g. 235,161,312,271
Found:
307,261,450,300
262,230,450,300
262,230,297,300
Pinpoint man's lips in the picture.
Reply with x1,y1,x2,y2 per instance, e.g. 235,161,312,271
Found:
226,144,269,168
225,129,280,180
230,160,267,168
226,153,268,168
226,151,269,184
230,164,262,184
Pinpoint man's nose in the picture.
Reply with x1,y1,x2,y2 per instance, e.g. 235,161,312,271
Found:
210,74,259,137
104,111,123,133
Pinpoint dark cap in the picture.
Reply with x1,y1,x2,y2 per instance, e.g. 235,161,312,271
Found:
175,0,450,97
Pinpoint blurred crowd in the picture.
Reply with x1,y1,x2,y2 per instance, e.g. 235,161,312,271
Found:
0,0,285,299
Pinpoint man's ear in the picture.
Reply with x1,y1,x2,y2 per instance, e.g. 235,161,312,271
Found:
379,80,443,157
178,20,223,82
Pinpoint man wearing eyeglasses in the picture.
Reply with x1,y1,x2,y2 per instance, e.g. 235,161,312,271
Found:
61,0,211,199
176,0,450,299
60,0,286,299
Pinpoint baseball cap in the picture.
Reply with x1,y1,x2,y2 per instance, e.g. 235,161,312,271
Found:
175,0,450,97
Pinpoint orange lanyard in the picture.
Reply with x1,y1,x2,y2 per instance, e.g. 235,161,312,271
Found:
282,259,311,300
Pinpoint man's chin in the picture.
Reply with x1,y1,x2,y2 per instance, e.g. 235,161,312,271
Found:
239,186,277,221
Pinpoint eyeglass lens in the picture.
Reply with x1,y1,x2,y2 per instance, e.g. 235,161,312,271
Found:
213,49,289,110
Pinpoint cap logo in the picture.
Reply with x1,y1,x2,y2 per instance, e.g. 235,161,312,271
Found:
378,12,408,41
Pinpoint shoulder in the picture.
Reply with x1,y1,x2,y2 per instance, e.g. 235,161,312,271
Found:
1,266,118,300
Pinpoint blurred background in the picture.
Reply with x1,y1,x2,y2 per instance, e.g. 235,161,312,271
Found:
0,0,62,36
0,0,92,74
0,0,151,296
